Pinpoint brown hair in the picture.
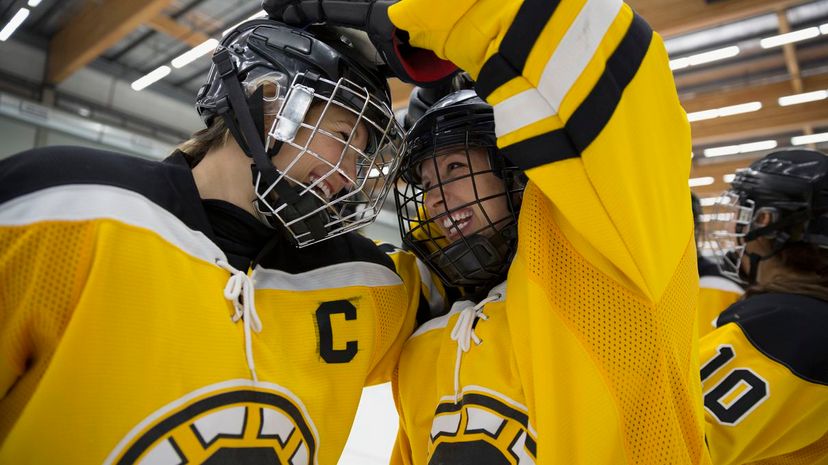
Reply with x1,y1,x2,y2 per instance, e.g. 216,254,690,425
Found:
747,243,828,301
176,117,231,168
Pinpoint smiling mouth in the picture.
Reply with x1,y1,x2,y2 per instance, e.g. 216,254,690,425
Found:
308,174,334,200
439,208,474,241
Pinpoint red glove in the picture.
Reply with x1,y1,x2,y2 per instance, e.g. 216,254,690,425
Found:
261,0,458,87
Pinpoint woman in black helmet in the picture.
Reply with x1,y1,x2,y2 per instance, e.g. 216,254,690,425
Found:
701,149,828,464
390,88,533,463
0,19,420,464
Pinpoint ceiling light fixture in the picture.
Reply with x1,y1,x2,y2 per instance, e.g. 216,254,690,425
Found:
689,177,715,187
669,45,740,71
760,27,820,48
791,132,828,145
686,101,761,122
171,38,220,68
131,66,172,91
778,89,828,106
0,8,30,42
703,140,777,157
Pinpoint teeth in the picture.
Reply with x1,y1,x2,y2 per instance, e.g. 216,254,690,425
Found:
308,175,332,200
441,210,472,231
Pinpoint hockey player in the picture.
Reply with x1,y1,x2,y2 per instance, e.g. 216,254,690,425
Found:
0,20,419,464
299,0,707,459
392,89,532,464
701,149,828,464
693,193,744,337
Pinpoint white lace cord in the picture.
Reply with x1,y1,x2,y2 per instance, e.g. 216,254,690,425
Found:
217,260,263,382
448,293,500,403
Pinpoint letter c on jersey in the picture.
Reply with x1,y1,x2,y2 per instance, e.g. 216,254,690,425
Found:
316,300,358,363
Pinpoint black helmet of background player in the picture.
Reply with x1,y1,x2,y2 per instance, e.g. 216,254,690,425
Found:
708,149,828,284
395,89,525,290
195,19,404,247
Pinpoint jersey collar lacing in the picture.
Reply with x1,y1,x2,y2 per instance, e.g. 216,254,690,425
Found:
217,259,263,382
449,282,506,402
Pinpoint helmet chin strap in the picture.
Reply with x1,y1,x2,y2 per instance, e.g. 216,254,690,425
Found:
433,231,513,290
739,234,790,285
212,48,328,243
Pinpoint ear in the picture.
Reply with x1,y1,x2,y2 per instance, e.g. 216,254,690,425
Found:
753,208,776,228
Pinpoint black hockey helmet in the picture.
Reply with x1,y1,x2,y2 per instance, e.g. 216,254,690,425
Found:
395,89,525,290
708,148,828,282
196,19,404,247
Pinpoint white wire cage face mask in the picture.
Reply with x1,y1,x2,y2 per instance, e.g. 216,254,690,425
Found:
706,191,756,282
254,72,404,247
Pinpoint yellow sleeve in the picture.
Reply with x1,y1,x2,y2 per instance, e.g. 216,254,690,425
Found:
389,361,415,465
363,246,421,386
0,222,96,436
701,304,828,464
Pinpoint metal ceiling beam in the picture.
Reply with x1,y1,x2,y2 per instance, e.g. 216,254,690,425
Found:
628,0,810,37
47,0,175,83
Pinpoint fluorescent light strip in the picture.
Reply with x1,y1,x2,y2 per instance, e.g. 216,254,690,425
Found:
687,101,761,122
131,66,172,91
222,11,267,36
689,177,715,187
704,140,777,157
700,197,720,207
760,27,820,48
821,23,828,34
778,89,828,106
171,38,219,68
670,46,740,71
0,8,30,42
791,132,828,145
27,0,42,6
723,174,736,183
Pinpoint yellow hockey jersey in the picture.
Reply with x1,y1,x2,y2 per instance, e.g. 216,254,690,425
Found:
697,257,744,338
388,0,708,463
0,147,418,464
392,283,536,465
701,293,828,465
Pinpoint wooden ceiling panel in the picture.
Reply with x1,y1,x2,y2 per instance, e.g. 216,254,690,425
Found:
146,15,210,48
48,0,175,83
627,0,808,37
691,99,828,145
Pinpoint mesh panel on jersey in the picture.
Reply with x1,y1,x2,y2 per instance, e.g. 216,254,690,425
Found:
0,222,96,439
368,285,409,370
519,183,704,464
749,431,828,465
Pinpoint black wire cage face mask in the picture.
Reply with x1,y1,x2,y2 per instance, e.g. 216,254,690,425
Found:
255,72,404,247
395,138,524,289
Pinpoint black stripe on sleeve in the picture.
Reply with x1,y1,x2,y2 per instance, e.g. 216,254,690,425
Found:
499,14,653,171
501,129,577,169
475,0,561,99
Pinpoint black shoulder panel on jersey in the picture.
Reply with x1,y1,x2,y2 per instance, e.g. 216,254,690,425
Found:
0,146,213,235
718,293,828,385
258,231,397,274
